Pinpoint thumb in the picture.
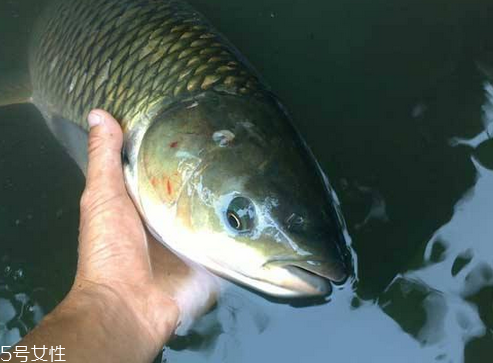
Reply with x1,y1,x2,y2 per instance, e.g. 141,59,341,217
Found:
85,109,126,196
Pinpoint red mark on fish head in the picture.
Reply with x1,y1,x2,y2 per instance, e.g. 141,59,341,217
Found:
150,177,159,187
170,141,178,148
167,179,172,195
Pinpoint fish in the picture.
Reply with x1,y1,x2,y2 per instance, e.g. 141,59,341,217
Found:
0,0,352,298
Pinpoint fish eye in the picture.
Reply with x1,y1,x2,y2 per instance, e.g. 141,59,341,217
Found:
226,197,256,233
227,211,242,230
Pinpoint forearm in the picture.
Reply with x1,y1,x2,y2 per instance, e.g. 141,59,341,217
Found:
1,287,170,363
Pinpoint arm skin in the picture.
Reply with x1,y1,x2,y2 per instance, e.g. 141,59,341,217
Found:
1,110,216,363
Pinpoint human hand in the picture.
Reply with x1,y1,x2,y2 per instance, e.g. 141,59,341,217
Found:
70,110,217,354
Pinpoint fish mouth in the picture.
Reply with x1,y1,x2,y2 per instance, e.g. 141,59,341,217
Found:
282,265,333,296
262,260,348,297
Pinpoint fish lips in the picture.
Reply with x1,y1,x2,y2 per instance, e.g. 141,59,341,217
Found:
262,259,348,297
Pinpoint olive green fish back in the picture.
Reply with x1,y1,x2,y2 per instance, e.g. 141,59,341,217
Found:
30,0,265,131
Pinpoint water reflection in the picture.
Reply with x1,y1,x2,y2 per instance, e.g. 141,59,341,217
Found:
384,78,493,362
165,283,452,362
450,78,493,149
0,257,46,347
387,152,493,362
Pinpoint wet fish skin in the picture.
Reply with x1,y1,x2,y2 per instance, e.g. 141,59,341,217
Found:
28,0,352,297
135,92,350,296
30,0,263,131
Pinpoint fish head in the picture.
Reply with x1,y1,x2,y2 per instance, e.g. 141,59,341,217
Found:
136,93,352,298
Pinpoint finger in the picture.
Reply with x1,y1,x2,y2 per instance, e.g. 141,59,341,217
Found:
85,109,126,196
78,110,149,280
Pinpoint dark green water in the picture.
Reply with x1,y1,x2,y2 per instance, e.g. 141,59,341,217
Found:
1,0,493,362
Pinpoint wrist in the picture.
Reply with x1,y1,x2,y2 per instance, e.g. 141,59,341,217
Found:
55,281,179,361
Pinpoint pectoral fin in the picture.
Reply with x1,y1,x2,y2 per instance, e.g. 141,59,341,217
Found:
0,69,32,106
45,116,89,176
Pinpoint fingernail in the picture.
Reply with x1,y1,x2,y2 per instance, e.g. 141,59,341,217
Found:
88,112,103,128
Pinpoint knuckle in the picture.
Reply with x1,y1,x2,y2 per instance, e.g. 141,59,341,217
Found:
80,189,127,215
87,133,107,158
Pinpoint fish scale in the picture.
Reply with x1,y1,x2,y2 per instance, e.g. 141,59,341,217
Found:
30,0,264,132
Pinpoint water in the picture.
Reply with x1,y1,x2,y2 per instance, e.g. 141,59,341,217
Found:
1,0,493,362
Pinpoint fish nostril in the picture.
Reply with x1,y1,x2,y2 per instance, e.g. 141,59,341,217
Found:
285,213,305,230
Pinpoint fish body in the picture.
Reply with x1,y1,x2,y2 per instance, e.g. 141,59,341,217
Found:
9,0,352,297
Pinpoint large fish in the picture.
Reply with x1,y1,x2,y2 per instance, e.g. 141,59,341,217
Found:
1,0,352,297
